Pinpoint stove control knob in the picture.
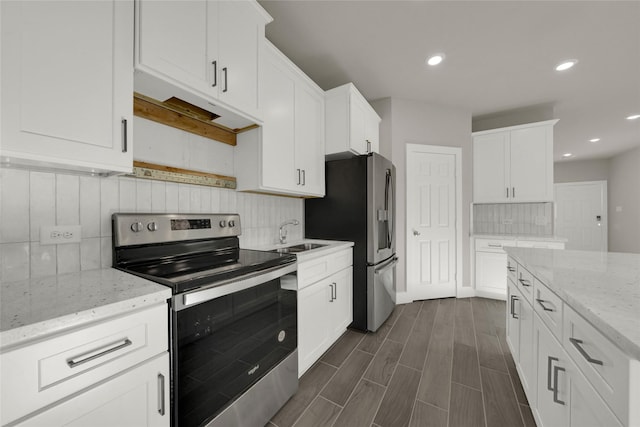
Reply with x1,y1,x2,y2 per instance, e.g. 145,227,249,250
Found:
147,222,158,232
130,222,143,233
219,220,227,228
228,220,235,227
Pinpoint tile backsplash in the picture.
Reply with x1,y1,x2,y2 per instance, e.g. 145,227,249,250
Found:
472,202,553,236
0,168,303,282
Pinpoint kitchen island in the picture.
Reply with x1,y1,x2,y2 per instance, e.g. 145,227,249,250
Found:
504,247,639,427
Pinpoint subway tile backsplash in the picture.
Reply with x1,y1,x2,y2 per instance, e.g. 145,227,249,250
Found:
473,202,553,236
0,167,303,282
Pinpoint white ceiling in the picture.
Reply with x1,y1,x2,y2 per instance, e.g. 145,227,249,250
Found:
259,1,640,162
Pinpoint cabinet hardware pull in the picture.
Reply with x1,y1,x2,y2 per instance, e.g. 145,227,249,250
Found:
510,295,518,319
296,169,301,185
569,337,604,365
512,187,516,198
506,187,509,198
67,338,132,368
222,67,228,92
211,60,217,87
518,278,531,287
366,140,371,153
546,356,558,391
158,373,165,415
536,299,554,312
329,283,335,302
332,282,337,300
488,244,502,248
121,118,128,153
552,365,566,405
507,266,516,272
302,169,306,186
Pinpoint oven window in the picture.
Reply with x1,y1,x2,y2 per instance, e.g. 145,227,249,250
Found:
175,279,297,427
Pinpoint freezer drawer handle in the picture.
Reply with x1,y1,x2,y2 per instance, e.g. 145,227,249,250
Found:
375,257,398,275
67,338,132,368
569,338,604,365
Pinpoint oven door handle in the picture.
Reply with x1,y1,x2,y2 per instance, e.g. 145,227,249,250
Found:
176,262,298,310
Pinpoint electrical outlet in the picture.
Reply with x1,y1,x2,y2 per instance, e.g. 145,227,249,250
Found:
40,225,81,245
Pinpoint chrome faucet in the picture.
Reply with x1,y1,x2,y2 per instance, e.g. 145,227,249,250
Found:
279,219,300,244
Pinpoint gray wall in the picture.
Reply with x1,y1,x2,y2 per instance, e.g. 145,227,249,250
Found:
370,99,392,161
472,103,555,132
373,98,472,294
554,158,610,183
608,146,640,253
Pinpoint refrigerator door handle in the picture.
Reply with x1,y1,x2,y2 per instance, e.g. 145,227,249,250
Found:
385,169,394,249
374,257,398,275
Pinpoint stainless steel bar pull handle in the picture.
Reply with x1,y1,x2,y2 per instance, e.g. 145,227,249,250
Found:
518,278,531,287
488,244,502,248
302,169,306,186
510,295,518,319
506,187,509,198
211,60,217,87
296,169,301,185
569,338,604,365
67,338,132,368
158,373,166,415
507,266,516,272
552,365,565,405
536,299,554,312
121,118,128,153
547,356,558,391
366,140,371,153
512,187,516,198
222,67,228,92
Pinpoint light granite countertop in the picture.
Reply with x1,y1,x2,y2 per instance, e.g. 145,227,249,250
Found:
0,268,171,350
472,234,568,242
244,239,354,262
505,248,640,360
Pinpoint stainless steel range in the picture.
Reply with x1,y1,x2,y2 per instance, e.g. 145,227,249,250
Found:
112,213,298,427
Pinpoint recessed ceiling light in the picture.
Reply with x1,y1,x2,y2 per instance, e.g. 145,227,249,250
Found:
627,114,640,120
562,153,573,158
555,60,578,71
589,138,600,143
426,54,444,66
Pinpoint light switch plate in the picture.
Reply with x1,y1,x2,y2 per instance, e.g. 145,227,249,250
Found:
40,225,81,245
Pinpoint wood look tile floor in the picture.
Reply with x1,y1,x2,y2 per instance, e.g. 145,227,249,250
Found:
269,297,534,427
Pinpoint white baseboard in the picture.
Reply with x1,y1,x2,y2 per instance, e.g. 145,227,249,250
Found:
456,287,476,298
475,288,507,301
396,285,476,303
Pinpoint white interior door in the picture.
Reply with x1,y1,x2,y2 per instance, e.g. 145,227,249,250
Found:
406,145,459,300
554,181,607,251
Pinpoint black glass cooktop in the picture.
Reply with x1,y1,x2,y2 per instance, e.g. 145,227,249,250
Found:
114,238,295,294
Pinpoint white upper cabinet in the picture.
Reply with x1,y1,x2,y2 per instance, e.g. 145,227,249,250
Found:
235,41,325,197
135,0,271,129
473,120,557,203
325,83,381,158
0,1,134,175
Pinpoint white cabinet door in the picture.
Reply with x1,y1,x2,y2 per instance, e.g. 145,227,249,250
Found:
329,267,353,337
298,278,332,376
365,112,380,155
510,125,553,202
519,295,536,401
475,251,508,294
1,0,133,174
473,132,510,202
260,52,296,192
294,82,325,196
17,353,170,427
216,0,261,119
136,0,209,93
349,97,368,155
506,279,521,361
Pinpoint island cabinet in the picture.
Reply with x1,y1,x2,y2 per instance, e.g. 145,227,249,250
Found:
473,120,558,203
507,254,639,427
325,83,381,158
235,41,325,197
0,0,133,175
0,304,170,427
134,0,272,129
296,248,353,376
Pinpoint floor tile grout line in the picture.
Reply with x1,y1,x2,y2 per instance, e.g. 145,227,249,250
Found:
469,298,489,427
444,299,454,427
415,397,449,414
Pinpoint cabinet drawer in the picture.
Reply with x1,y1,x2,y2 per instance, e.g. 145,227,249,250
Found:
533,279,563,341
516,263,535,304
0,303,168,425
517,240,565,249
297,248,352,289
475,239,512,252
563,305,631,425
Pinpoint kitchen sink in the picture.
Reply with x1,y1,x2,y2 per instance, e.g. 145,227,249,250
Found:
271,243,327,254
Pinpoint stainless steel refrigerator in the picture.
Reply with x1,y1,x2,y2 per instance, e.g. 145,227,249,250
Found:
305,153,396,332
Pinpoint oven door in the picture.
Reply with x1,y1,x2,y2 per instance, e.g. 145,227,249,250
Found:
172,264,298,427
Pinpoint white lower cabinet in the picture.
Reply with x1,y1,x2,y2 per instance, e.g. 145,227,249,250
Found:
506,278,535,399
16,353,170,427
297,248,353,376
506,279,521,362
534,315,622,427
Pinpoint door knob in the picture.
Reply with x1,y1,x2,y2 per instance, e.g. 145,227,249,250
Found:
413,229,420,236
